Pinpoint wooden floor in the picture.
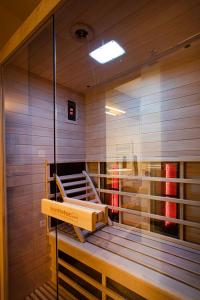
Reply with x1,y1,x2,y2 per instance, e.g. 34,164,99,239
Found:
86,224,200,300
25,281,75,300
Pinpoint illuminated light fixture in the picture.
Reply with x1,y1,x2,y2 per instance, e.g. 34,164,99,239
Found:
105,111,117,116
105,105,126,114
89,40,125,64
107,168,132,172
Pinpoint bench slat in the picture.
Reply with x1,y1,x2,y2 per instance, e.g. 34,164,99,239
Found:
112,225,200,262
98,229,200,275
76,192,95,199
66,186,92,195
88,234,200,290
60,174,85,180
63,180,88,187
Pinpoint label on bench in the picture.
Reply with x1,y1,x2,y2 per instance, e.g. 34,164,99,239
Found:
41,199,97,231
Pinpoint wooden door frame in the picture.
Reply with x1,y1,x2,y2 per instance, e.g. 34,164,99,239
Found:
0,65,7,300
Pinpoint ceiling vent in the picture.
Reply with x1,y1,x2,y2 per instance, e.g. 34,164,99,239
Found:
70,23,94,42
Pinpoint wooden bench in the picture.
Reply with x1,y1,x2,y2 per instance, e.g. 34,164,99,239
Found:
49,223,200,300
44,166,200,299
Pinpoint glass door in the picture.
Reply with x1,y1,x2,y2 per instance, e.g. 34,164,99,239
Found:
2,1,200,299
2,18,59,299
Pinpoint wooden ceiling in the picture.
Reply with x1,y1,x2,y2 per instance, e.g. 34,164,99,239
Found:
10,0,200,94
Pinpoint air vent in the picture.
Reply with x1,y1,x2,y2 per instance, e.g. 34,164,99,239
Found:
70,23,94,42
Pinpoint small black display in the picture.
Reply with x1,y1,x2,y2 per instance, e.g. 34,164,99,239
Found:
68,100,76,121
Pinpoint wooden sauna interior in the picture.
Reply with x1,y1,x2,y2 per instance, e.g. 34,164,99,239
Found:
2,0,200,299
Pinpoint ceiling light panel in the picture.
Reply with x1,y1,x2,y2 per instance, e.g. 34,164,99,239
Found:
89,40,125,64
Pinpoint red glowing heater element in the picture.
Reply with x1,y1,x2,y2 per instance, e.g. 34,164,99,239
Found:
165,163,177,227
111,163,119,213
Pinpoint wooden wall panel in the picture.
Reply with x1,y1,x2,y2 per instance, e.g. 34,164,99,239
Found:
85,42,200,162
85,42,200,244
4,65,85,299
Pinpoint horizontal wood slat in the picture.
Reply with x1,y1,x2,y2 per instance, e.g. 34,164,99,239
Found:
63,179,88,187
66,186,92,195
98,188,200,206
87,235,200,290
106,205,200,229
106,225,200,263
89,173,200,184
58,272,99,300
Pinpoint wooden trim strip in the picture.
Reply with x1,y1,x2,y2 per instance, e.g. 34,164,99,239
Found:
75,192,95,200
106,288,125,300
66,186,92,195
0,67,7,300
60,174,85,180
106,205,200,229
63,179,88,187
58,271,99,300
99,187,200,206
58,258,102,291
98,188,200,206
89,173,200,184
48,173,85,182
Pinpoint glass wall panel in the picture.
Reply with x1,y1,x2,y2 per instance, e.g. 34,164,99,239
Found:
2,19,57,299
53,1,200,298
2,1,200,299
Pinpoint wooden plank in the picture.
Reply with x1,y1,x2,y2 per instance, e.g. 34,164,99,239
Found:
89,173,200,184
43,283,58,299
60,174,85,180
76,192,95,200
55,175,66,198
35,288,49,300
98,187,200,206
105,225,200,263
58,285,77,300
87,235,200,290
66,186,92,195
63,179,88,187
45,281,66,300
83,171,101,203
58,258,102,291
30,292,40,300
96,229,200,275
38,286,55,300
99,222,200,253
58,271,99,300
106,288,125,300
89,199,99,203
104,204,200,229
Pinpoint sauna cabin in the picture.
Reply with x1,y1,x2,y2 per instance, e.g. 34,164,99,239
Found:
1,0,200,299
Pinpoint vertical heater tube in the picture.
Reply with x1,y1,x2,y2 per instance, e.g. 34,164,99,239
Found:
165,163,177,226
111,163,119,213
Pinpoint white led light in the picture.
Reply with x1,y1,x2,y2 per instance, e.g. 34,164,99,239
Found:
89,40,125,64
105,111,117,116
105,105,126,114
